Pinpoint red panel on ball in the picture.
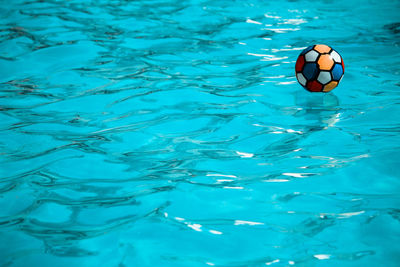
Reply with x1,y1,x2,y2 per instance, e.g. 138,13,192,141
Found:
341,60,345,73
307,80,323,92
295,55,305,72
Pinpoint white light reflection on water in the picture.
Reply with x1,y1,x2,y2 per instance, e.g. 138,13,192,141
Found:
1,0,399,266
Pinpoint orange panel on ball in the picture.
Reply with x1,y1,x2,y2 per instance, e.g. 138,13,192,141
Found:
318,54,334,70
314,44,331,53
323,81,338,92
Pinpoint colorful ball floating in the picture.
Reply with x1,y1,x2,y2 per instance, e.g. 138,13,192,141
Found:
295,44,344,92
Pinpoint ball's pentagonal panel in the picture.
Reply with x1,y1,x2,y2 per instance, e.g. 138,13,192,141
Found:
307,80,323,92
295,44,344,93
300,45,314,55
317,71,331,85
318,54,334,70
314,44,331,54
295,55,305,72
330,50,341,63
302,63,318,80
323,81,338,92
296,73,307,86
332,63,344,81
305,50,319,62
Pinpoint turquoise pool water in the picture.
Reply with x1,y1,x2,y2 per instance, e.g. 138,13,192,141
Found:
1,0,400,266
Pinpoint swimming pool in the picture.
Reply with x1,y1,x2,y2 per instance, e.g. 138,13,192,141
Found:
1,0,399,266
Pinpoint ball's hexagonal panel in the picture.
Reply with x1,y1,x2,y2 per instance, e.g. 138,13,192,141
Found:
318,54,334,70
300,45,314,55
307,80,323,92
296,73,306,86
302,63,318,80
295,55,305,72
323,81,338,92
330,50,341,63
305,50,319,62
332,63,344,80
314,44,331,54
317,71,331,85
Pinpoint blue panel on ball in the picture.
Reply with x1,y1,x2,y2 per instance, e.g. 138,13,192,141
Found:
332,64,344,80
300,45,314,55
302,63,318,80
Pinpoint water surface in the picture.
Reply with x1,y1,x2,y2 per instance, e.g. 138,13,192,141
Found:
1,0,400,266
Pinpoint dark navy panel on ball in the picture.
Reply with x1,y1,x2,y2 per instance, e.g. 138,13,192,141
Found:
300,45,314,55
332,63,344,80
302,63,318,80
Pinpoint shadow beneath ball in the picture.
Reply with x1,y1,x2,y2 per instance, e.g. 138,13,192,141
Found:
293,90,340,130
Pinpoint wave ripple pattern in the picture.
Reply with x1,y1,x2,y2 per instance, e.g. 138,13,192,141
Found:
0,0,400,266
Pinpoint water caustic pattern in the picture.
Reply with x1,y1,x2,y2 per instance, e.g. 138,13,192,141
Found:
0,0,400,266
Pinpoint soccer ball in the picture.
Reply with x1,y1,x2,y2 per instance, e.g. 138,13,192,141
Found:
295,44,344,92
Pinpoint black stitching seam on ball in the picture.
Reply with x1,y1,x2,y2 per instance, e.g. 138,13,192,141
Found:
315,52,321,64
329,61,335,72
301,55,306,73
315,68,321,83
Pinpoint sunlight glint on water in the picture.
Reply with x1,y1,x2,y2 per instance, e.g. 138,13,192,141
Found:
0,0,400,266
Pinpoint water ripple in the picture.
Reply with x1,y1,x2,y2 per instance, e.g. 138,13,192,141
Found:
1,0,400,266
